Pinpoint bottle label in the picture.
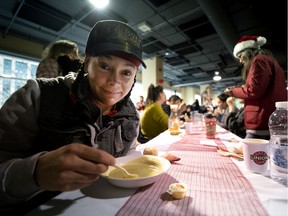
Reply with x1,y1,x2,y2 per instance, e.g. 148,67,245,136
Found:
271,163,288,174
271,147,288,172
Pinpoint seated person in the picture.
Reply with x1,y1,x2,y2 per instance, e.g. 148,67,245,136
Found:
166,95,187,116
36,39,81,78
180,104,192,122
136,95,145,111
162,100,170,117
191,99,200,112
0,20,146,214
216,93,238,128
226,98,245,138
138,84,168,143
56,54,83,76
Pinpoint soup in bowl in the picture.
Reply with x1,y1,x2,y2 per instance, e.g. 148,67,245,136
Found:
102,155,171,188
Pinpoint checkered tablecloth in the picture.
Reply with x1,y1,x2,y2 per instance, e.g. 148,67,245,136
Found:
116,133,268,216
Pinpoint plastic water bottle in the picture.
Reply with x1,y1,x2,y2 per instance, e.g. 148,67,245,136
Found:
268,101,288,186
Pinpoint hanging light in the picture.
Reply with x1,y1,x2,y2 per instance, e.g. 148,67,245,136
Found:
89,0,109,9
137,22,152,32
213,71,222,81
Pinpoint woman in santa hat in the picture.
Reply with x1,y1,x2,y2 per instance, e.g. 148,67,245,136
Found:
224,36,287,140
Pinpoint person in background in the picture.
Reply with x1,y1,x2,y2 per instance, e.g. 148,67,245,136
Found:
201,86,212,106
167,95,187,116
136,95,145,111
225,97,245,138
138,84,168,143
161,97,170,116
191,99,200,112
0,20,146,214
180,104,192,121
36,39,82,78
215,93,237,128
225,35,287,140
204,97,214,114
57,54,83,77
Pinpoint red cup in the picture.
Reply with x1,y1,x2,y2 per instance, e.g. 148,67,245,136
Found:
205,114,216,139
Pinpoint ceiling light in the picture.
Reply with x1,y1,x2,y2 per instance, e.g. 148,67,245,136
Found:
213,71,222,81
89,0,109,9
138,22,152,32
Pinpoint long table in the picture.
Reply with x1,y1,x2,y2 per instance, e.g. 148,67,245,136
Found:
26,127,288,216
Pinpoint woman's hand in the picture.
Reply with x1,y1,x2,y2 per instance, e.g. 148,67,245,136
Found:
35,144,116,191
226,96,234,106
178,102,187,114
227,97,236,112
213,107,222,117
224,87,233,96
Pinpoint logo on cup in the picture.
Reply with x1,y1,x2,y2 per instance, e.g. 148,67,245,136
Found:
250,151,269,165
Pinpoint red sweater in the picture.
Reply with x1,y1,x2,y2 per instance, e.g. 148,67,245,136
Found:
232,54,287,130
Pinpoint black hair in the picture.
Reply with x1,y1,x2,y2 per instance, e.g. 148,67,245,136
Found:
168,95,182,103
57,55,83,76
217,93,229,102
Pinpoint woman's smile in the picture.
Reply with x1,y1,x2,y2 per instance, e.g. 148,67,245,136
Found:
102,88,121,96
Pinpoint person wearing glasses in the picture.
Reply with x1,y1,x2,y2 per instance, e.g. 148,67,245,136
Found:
225,35,287,140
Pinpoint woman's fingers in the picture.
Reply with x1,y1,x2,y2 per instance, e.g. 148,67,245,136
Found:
35,144,115,191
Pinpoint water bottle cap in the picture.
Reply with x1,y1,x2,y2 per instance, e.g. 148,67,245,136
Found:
275,101,288,108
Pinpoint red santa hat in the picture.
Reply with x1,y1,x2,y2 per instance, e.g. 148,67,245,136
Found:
233,36,267,58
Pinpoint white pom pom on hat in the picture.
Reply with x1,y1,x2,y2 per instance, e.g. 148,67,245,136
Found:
233,35,267,58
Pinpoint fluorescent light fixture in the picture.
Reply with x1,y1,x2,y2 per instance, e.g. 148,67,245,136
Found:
89,0,109,9
213,71,222,81
138,22,152,32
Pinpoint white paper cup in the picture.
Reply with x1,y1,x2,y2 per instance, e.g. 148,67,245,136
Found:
184,122,193,134
242,138,269,173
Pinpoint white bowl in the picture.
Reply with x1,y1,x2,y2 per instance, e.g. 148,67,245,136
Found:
102,155,171,188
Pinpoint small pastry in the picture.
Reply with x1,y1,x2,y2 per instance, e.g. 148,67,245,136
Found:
167,183,187,199
161,153,181,162
143,147,158,156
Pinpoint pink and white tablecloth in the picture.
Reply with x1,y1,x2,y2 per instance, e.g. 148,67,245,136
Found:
116,133,268,216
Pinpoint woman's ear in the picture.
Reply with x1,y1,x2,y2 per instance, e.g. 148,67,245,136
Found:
83,56,90,74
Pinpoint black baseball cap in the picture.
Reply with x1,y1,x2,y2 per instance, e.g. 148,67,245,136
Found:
85,20,146,69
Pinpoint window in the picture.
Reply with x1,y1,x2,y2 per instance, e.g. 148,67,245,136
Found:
15,61,28,79
0,53,39,107
15,80,26,91
31,64,37,78
2,79,11,100
3,59,12,75
130,82,144,106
